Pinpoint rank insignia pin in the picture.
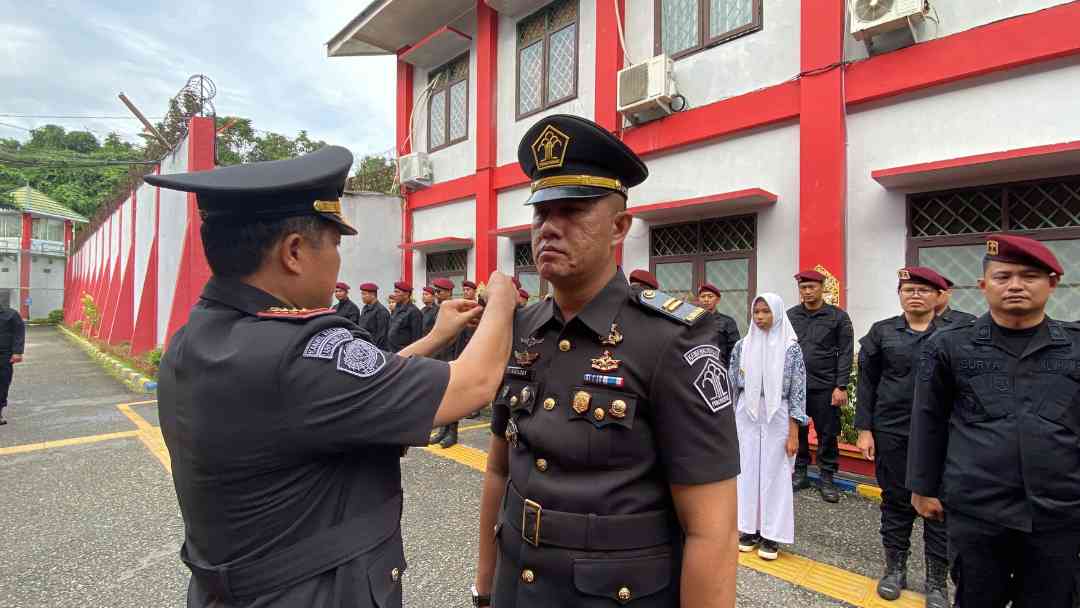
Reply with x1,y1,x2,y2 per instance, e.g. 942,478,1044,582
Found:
572,391,591,414
521,335,544,349
600,323,623,346
590,350,621,372
514,350,541,367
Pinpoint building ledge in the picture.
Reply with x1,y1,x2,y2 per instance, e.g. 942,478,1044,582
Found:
327,0,475,57
399,236,473,252
872,140,1080,191
493,224,530,238
399,27,471,68
628,189,778,223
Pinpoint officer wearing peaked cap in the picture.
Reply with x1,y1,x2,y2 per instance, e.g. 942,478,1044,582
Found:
910,234,1080,607
145,146,517,608
472,115,740,608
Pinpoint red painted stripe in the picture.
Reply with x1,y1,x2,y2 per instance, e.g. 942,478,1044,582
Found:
397,58,415,284
872,139,1080,182
493,223,530,236
131,168,161,355
407,174,478,209
493,163,528,191
474,0,499,280
594,0,624,133
846,1,1080,105
627,189,778,218
19,213,31,318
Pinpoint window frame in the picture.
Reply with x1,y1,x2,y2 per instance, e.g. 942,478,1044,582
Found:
515,0,581,122
425,249,470,298
513,240,549,301
653,0,764,61
427,53,470,154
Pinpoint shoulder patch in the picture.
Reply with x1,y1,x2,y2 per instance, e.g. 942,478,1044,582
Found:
636,289,706,326
683,344,731,412
303,327,354,360
257,307,337,321
336,337,387,378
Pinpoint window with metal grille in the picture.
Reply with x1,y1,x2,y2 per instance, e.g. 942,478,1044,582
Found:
656,0,762,61
513,241,547,302
428,53,469,152
650,215,756,333
426,250,467,274
0,214,21,238
517,0,578,120
908,175,1080,320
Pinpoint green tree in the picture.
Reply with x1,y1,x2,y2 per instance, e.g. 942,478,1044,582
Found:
347,154,397,194
62,131,100,153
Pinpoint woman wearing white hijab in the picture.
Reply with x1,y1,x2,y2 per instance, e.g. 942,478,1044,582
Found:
728,292,808,560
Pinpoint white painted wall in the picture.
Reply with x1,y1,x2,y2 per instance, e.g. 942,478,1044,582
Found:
29,255,65,318
133,182,156,320
337,193,403,300
624,0,800,110
496,0,597,166
157,138,190,343
411,197,477,286
846,57,1080,339
410,40,478,183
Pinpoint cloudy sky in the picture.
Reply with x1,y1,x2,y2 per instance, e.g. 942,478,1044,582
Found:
1,1,397,159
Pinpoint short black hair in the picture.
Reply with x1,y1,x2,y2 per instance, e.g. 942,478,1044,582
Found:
201,216,329,278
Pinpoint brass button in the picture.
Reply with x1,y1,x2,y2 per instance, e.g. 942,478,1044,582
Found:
509,395,519,407
593,407,606,421
610,399,627,419
642,289,656,299
521,568,535,584
543,397,556,411
390,567,400,582
558,339,572,352
535,458,548,472
617,586,631,602
572,391,591,414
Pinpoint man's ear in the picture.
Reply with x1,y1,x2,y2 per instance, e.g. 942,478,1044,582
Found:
612,209,633,247
278,232,305,276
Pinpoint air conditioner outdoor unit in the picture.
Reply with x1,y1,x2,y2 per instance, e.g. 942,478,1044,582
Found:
397,152,433,190
849,0,930,41
617,55,677,125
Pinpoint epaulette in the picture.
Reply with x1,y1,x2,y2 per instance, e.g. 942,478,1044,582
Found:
635,289,706,326
256,306,337,321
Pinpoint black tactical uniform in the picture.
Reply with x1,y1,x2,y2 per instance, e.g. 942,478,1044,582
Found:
0,304,25,423
712,311,741,367
421,303,438,335
146,146,452,608
487,115,740,608
332,296,361,325
787,300,853,491
358,301,390,351
936,306,976,326
387,299,422,353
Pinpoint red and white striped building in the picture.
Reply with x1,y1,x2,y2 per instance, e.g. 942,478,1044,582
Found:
329,0,1080,338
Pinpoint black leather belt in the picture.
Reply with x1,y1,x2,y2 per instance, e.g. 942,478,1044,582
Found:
181,492,402,603
501,482,675,551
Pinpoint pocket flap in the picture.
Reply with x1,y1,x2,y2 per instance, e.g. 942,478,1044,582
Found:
567,386,637,429
497,374,540,415
572,554,672,604
367,537,406,607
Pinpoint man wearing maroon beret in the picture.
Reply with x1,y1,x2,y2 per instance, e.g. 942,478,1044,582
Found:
628,269,659,290
387,281,424,353
910,234,1080,607
855,266,950,606
428,277,462,448
356,282,390,350
786,270,854,503
420,286,438,335
331,282,361,326
462,280,478,302
696,283,741,366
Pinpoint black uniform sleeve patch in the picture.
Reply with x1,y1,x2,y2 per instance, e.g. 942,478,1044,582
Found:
336,338,388,378
302,327,354,360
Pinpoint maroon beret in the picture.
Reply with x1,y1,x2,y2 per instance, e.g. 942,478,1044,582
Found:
794,270,826,283
335,282,350,291
393,281,412,292
358,282,378,292
518,288,530,299
462,280,477,289
628,269,659,290
511,276,522,290
986,234,1063,276
431,278,454,291
422,285,435,295
698,283,721,297
897,267,948,291
942,276,955,288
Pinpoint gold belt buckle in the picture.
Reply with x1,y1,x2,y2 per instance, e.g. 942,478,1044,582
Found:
522,499,542,547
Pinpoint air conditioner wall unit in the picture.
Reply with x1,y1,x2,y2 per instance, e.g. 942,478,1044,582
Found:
398,152,433,190
617,54,677,126
849,0,930,41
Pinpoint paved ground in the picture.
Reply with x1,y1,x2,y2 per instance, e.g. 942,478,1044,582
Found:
1,327,940,607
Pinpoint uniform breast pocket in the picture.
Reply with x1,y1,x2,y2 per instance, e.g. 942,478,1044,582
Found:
572,553,674,606
963,373,1013,422
810,323,835,348
1035,373,1080,436
882,342,912,375
496,377,541,418
567,387,639,467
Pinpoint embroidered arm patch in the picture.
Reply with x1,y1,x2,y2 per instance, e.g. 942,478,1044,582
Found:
336,337,387,378
684,345,732,413
302,327,355,360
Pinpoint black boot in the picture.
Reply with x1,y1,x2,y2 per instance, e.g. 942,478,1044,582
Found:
819,471,840,503
428,426,447,445
792,467,811,491
924,557,949,608
876,548,909,600
438,423,458,448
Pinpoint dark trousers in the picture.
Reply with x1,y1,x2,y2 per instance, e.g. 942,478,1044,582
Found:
873,431,947,561
949,511,1080,607
0,361,12,411
796,388,840,474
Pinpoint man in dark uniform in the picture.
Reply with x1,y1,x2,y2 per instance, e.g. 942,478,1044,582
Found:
420,285,438,332
628,268,659,290
463,280,478,302
428,277,460,448
145,146,516,608
387,281,423,353
356,282,390,350
787,270,854,502
331,282,361,325
910,235,1080,607
934,276,977,326
0,301,25,425
855,266,950,607
696,283,741,366
472,115,740,608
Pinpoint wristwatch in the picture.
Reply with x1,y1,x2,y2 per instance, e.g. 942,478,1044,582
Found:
471,584,491,607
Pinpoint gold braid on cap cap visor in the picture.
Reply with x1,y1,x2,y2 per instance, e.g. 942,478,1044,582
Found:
530,175,627,195
313,200,341,213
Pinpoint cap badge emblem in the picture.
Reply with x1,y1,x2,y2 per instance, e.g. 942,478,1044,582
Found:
531,125,570,171
897,269,911,280
987,240,999,255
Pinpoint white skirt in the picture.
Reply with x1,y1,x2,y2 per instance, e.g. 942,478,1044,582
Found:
735,393,796,544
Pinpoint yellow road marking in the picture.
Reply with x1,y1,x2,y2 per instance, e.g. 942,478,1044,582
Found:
421,444,925,607
458,421,491,433
117,403,172,473
117,399,158,408
857,484,883,502
0,430,139,455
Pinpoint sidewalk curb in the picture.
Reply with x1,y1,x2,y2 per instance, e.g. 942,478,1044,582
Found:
804,468,882,503
56,326,158,394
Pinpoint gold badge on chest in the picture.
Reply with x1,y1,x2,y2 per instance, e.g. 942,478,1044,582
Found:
600,323,623,347
514,350,540,367
590,350,621,372
572,390,591,414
